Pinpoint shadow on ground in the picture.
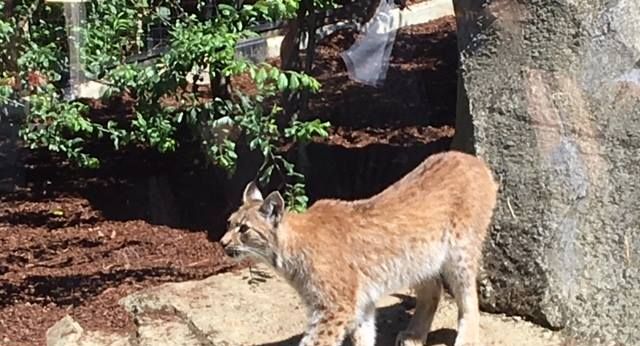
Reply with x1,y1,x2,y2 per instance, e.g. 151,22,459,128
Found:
260,295,459,346
0,267,206,308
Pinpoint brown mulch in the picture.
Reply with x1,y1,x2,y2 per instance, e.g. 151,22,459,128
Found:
322,125,455,148
269,15,458,147
309,15,458,131
0,15,458,346
0,195,237,346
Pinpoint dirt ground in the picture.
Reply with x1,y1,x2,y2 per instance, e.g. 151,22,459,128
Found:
309,16,458,130
0,16,458,346
0,198,238,345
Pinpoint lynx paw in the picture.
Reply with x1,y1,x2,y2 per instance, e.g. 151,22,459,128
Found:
395,331,424,346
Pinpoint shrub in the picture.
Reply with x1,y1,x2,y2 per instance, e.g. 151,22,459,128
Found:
0,0,332,211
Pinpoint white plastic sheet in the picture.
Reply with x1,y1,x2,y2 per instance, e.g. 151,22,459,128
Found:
341,0,400,87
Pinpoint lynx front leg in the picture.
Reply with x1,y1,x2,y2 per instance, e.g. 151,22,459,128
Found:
350,304,376,346
299,309,353,346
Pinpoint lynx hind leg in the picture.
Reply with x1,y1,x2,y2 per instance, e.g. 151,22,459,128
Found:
395,278,443,346
442,244,482,346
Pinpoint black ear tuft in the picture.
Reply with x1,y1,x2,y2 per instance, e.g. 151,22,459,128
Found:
259,191,285,224
242,181,263,204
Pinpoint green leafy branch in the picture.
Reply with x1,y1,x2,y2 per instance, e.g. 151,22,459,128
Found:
2,0,335,211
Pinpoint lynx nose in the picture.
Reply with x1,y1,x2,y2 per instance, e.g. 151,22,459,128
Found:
220,232,232,248
220,234,237,257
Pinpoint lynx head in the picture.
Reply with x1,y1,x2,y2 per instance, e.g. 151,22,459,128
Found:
220,182,285,262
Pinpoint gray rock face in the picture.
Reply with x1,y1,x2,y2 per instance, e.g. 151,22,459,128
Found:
451,0,640,344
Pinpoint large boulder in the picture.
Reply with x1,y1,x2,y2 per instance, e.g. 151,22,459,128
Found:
451,0,640,344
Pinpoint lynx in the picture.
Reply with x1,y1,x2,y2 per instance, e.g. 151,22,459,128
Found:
220,150,499,346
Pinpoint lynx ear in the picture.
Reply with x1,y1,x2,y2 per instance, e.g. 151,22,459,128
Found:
259,191,285,225
242,181,263,204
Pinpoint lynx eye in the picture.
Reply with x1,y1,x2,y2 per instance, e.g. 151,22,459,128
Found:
238,224,250,234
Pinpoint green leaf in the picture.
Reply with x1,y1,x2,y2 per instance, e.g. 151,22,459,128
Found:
269,67,280,80
255,68,267,84
289,73,299,90
277,73,288,91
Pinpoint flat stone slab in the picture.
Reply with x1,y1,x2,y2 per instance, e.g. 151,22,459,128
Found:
135,313,202,346
116,265,563,345
120,267,307,346
48,265,566,346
